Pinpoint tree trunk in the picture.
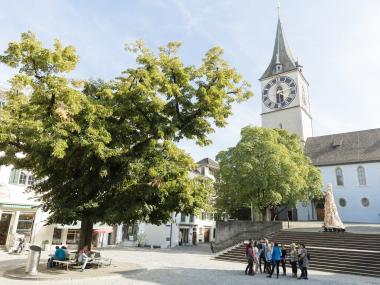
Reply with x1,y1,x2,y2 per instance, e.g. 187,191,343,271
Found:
250,202,254,222
79,218,94,251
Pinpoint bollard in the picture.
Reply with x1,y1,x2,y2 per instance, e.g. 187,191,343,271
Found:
25,245,42,275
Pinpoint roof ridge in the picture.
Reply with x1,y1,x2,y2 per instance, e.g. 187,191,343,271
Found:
308,128,380,140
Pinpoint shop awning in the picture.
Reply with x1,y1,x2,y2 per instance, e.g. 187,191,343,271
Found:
93,228,113,234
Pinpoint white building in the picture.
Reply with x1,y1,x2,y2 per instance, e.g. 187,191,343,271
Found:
260,16,380,224
115,158,218,248
0,163,114,251
300,129,380,223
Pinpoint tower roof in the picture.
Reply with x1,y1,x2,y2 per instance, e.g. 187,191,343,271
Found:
260,19,298,80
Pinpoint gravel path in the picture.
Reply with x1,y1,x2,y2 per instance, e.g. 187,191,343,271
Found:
0,244,378,285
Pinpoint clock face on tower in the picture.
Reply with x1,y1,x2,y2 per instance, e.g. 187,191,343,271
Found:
262,76,297,109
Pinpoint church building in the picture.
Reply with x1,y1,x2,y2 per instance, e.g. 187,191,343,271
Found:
260,16,380,223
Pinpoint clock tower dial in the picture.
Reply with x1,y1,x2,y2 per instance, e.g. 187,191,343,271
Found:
262,76,297,109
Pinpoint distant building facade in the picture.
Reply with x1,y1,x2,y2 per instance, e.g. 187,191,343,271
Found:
115,158,218,248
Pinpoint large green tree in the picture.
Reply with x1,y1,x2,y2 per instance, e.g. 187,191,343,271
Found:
215,126,322,222
0,32,252,248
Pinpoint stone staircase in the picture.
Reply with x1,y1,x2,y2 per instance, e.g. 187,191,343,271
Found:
214,230,380,278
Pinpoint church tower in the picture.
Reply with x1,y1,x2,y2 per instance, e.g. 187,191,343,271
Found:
260,18,312,143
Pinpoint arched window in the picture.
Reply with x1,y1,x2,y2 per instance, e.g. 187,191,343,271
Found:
357,166,366,185
19,172,27,185
335,167,344,186
276,86,284,103
8,168,20,184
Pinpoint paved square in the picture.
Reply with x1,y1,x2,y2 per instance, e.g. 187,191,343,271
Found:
0,244,379,285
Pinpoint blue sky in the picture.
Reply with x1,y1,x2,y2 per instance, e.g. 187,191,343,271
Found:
1,0,380,161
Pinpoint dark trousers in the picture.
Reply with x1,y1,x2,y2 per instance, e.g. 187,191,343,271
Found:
269,260,280,278
281,259,286,275
259,256,265,273
291,261,298,275
246,259,254,275
300,267,308,279
265,260,271,273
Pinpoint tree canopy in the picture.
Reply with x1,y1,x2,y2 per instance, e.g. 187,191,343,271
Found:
215,126,322,221
0,32,252,247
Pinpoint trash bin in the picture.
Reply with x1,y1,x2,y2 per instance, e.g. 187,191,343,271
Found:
25,245,41,275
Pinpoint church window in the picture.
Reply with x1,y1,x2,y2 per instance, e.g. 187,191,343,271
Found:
19,172,27,185
335,167,344,186
357,166,366,185
361,198,370,207
338,198,347,207
276,86,284,103
279,123,283,129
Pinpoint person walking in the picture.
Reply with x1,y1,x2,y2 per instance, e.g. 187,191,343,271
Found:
280,244,287,276
244,239,252,275
298,244,309,280
289,243,298,278
246,242,255,275
267,243,281,278
258,239,266,273
264,240,272,274
253,241,260,273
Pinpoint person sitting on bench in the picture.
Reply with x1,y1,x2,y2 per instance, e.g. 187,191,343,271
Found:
77,245,92,272
48,246,66,268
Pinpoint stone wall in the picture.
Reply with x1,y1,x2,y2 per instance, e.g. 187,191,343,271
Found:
214,220,283,251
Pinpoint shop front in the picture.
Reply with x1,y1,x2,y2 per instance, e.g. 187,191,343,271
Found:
0,203,37,249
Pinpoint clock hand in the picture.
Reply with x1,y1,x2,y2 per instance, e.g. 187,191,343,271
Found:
276,87,293,95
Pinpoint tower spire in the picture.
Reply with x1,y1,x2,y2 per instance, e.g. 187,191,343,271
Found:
277,0,281,19
260,6,298,80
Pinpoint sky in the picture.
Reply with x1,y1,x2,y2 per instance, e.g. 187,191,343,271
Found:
1,0,380,162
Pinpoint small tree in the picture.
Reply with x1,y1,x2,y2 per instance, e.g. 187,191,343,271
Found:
0,32,253,248
215,126,322,222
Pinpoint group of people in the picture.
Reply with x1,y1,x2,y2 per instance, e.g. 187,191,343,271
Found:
47,245,69,268
48,245,93,272
245,238,309,280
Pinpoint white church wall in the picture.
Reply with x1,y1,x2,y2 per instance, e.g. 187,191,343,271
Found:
319,163,380,223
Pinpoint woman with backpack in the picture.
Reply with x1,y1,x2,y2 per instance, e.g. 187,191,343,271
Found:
298,243,309,280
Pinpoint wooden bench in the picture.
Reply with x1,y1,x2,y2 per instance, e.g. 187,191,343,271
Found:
52,259,76,271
